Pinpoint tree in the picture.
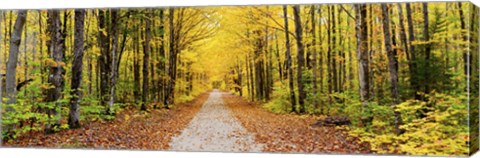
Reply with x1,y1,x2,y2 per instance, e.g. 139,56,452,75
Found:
45,10,64,134
355,4,370,126
380,4,401,135
107,10,120,115
68,9,85,129
458,2,469,91
4,10,27,136
165,8,176,109
405,3,420,99
293,5,306,114
310,5,318,109
283,5,296,112
422,3,431,96
141,9,152,111
97,9,110,110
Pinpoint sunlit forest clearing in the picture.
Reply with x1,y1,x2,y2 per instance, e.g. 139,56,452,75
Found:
0,2,478,156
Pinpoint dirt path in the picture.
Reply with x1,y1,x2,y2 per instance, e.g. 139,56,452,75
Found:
169,90,263,152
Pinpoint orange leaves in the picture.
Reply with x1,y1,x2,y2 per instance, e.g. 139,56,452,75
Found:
44,58,66,67
222,93,371,154
4,93,210,150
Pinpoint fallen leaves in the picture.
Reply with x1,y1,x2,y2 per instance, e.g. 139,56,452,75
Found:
4,93,209,150
222,93,371,154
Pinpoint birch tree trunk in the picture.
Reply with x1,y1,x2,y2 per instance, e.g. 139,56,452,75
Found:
355,4,370,126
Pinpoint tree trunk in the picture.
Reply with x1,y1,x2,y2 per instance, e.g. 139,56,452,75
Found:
458,2,469,92
97,10,110,108
45,10,65,134
164,8,176,109
274,31,283,80
397,3,417,95
23,13,28,96
107,10,119,115
422,3,431,96
157,9,166,109
68,9,85,129
133,23,140,104
4,10,27,136
293,5,306,114
141,9,151,111
311,5,318,109
318,6,325,114
331,6,338,93
381,4,401,135
283,5,296,112
355,4,370,126
327,6,333,106
406,3,420,99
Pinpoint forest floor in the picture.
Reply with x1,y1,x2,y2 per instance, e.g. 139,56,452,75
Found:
4,90,370,154
223,92,371,154
3,93,209,150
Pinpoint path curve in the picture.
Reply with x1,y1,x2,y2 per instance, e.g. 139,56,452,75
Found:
169,90,263,152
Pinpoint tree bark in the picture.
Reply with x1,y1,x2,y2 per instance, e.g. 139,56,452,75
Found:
45,10,65,134
107,10,119,115
97,10,110,108
422,3,431,96
164,8,176,109
293,5,306,114
141,9,151,111
331,6,338,93
68,9,85,129
327,6,333,106
355,4,370,126
133,22,140,104
458,2,469,92
157,9,166,109
381,4,401,135
311,5,318,109
283,5,296,112
4,10,27,136
406,3,420,99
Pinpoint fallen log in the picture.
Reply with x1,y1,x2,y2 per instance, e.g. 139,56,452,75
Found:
312,115,351,127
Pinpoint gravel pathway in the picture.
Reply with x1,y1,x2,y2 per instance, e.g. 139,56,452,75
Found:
169,90,263,152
